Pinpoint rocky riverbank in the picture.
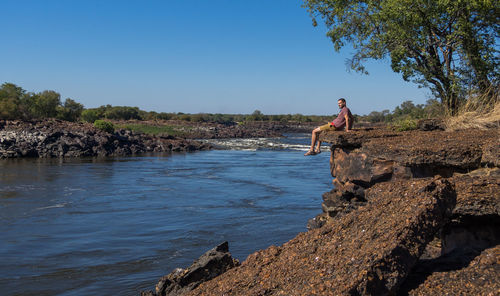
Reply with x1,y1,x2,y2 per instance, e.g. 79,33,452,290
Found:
112,119,319,139
0,119,321,158
143,126,499,295
0,120,211,158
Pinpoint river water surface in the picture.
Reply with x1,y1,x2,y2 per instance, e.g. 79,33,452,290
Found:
0,134,332,295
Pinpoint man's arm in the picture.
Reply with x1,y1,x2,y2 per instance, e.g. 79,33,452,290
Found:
344,114,350,132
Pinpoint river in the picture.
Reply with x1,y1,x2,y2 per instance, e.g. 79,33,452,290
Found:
0,133,332,295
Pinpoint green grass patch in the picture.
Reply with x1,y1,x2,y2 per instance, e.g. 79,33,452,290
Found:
116,123,189,136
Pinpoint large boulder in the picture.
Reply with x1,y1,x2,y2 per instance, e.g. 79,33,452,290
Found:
141,242,240,296
416,118,445,131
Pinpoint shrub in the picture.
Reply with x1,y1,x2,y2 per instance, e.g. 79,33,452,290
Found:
393,118,418,131
103,106,142,120
179,114,192,121
156,112,174,120
93,120,115,133
57,98,84,122
81,109,100,123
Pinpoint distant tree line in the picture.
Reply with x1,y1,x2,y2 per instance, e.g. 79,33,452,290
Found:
359,99,445,123
0,83,334,123
82,107,333,124
0,83,83,121
356,99,447,131
0,82,458,129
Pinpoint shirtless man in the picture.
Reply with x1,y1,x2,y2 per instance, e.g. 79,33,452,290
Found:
304,98,353,156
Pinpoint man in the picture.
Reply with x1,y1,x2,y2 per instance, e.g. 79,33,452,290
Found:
304,98,353,156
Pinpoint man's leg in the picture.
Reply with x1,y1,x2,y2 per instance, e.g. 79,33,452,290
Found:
312,127,322,150
317,123,335,152
315,139,321,153
306,127,322,155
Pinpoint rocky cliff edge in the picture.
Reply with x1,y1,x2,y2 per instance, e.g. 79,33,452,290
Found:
144,127,499,295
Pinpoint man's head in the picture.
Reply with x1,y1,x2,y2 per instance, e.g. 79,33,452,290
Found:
338,98,346,109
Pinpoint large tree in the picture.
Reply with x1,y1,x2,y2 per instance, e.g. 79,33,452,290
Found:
0,83,30,119
303,0,499,114
30,90,61,118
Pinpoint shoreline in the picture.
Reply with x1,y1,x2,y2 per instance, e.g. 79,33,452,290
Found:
0,119,320,159
142,126,499,295
2,119,497,294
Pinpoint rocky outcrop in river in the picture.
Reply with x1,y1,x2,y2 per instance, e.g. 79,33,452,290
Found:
0,120,211,158
112,119,318,139
144,126,499,295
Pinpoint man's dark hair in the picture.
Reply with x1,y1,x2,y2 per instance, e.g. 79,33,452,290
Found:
338,98,346,103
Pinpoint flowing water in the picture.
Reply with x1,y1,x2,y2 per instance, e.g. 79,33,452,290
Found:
0,134,332,295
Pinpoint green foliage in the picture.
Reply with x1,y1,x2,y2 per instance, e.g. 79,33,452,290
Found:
0,83,28,119
304,0,499,114
57,98,84,122
361,99,446,124
93,120,115,133
1,82,353,125
212,113,234,124
156,112,175,120
102,105,142,120
81,109,100,123
365,110,391,123
81,105,144,121
179,114,192,121
392,118,418,131
246,110,264,121
0,83,88,121
140,111,175,121
30,90,61,118
0,83,80,120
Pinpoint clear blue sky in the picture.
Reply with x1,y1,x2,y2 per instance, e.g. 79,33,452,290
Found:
0,0,429,116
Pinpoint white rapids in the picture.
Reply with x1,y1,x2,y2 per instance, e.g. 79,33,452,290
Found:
199,133,330,152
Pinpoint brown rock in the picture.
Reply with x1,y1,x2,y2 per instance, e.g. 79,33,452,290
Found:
323,128,499,212
324,129,498,174
0,119,211,158
405,245,500,296
451,171,500,218
332,148,395,186
322,128,399,150
142,242,239,296
482,140,500,167
440,171,500,255
187,178,456,296
416,118,445,131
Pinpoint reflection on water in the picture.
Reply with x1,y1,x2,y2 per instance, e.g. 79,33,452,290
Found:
0,134,332,295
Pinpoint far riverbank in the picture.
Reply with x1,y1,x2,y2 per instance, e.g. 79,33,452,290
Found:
0,119,321,159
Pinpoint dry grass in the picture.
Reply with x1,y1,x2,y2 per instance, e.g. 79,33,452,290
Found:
445,86,500,131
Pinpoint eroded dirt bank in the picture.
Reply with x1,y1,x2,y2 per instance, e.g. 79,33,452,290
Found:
143,126,499,296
